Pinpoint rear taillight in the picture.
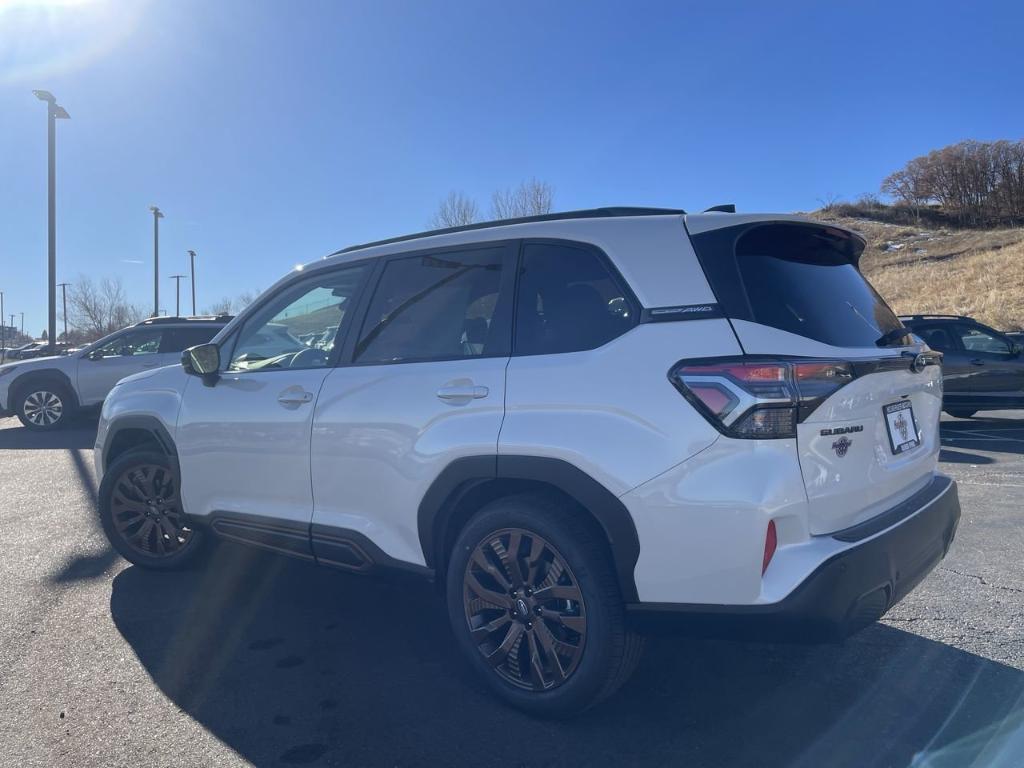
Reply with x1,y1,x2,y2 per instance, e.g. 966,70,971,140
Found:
762,520,777,575
670,358,854,438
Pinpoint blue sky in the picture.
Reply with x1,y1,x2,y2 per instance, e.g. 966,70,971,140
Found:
1,0,1021,336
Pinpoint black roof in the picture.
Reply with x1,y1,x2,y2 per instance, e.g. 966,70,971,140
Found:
337,207,687,255
136,314,233,326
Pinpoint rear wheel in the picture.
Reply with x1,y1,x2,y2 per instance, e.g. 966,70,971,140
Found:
945,409,976,419
98,450,208,570
446,495,643,716
16,382,75,430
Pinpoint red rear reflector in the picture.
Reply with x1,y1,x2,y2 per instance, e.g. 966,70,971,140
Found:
762,520,777,575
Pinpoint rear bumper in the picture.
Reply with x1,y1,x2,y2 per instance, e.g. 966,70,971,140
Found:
628,475,960,641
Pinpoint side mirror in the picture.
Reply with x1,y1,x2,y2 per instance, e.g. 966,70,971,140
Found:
182,343,221,385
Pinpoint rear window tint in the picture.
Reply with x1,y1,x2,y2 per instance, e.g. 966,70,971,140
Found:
734,224,903,348
514,242,636,355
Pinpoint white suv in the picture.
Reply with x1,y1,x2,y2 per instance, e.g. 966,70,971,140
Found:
0,316,229,430
93,208,960,715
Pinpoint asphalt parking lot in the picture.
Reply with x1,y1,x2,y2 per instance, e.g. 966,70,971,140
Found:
1,414,1023,767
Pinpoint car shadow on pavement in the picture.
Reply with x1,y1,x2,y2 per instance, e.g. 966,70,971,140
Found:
110,544,1024,768
0,419,97,451
941,415,1024,457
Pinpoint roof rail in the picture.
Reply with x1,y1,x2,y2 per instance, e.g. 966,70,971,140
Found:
337,206,687,254
136,314,233,325
899,314,972,321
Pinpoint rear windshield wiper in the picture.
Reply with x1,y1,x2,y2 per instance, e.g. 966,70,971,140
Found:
875,327,911,347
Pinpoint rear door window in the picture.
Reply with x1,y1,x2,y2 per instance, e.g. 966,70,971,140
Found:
912,324,958,352
513,242,636,355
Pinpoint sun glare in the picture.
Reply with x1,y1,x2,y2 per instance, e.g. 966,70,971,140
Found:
0,0,147,85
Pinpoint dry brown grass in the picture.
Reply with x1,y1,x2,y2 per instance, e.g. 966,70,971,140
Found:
808,213,1024,330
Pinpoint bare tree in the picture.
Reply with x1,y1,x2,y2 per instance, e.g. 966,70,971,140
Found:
429,191,480,229
68,277,144,340
204,289,260,316
491,178,554,220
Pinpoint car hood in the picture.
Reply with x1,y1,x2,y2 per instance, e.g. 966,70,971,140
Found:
0,355,75,376
116,364,178,386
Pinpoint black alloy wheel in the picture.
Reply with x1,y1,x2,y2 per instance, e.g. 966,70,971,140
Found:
98,450,207,570
463,527,587,691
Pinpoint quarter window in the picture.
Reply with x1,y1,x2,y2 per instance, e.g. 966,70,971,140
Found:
355,248,509,363
229,264,368,371
514,242,635,355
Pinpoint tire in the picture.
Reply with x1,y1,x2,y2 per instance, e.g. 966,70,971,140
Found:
446,494,643,717
98,450,209,570
15,381,76,430
945,409,976,419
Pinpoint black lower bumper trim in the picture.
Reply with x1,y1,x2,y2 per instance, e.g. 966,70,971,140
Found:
628,475,961,642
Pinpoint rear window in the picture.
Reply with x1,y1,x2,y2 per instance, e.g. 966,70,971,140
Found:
733,223,903,348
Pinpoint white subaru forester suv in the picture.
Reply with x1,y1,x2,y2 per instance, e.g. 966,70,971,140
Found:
94,208,960,716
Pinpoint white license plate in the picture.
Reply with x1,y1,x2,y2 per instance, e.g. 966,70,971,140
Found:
883,400,920,455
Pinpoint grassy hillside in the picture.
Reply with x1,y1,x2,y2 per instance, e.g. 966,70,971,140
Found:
808,211,1024,331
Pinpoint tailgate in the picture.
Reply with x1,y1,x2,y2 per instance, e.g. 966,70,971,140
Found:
685,215,943,534
797,359,942,534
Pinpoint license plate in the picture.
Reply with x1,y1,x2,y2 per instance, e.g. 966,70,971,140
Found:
883,400,920,455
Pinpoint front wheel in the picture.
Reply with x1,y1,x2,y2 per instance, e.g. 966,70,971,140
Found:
16,382,75,430
98,450,208,570
446,495,643,717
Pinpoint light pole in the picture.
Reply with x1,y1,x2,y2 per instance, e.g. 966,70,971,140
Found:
188,250,197,315
57,282,70,342
170,275,186,317
149,206,163,317
0,291,4,350
20,312,25,336
33,90,70,353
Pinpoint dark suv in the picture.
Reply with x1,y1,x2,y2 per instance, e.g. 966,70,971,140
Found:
902,314,1024,418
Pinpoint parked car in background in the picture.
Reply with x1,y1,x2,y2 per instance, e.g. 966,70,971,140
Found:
94,208,959,715
902,314,1024,418
5,341,48,361
0,315,231,430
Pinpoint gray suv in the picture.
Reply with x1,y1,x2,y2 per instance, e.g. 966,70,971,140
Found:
0,316,230,430
902,314,1024,418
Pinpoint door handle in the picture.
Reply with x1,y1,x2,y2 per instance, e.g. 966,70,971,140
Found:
436,385,489,400
277,389,314,405
970,359,985,366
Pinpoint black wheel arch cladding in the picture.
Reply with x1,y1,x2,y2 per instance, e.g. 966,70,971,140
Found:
418,455,641,602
